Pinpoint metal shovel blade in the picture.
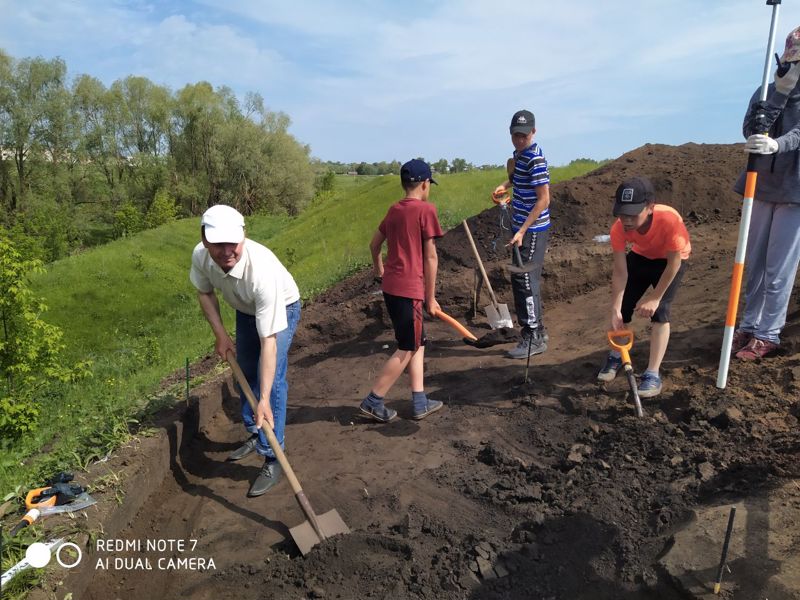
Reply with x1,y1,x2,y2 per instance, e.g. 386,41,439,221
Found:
485,303,514,329
289,509,351,556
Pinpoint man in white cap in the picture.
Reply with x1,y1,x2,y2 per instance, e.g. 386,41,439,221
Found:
189,204,301,497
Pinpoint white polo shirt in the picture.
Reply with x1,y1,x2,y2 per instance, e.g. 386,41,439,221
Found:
190,239,300,338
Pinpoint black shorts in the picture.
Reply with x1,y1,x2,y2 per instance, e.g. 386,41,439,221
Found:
621,252,686,324
384,292,426,351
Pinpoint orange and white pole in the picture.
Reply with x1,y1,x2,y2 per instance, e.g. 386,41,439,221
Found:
717,0,782,389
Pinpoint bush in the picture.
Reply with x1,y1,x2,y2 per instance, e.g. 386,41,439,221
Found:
113,202,144,238
145,188,178,229
0,236,91,441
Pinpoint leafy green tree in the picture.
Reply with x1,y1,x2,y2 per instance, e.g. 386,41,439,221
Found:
315,170,335,194
451,158,470,173
432,158,448,174
114,76,172,158
0,55,68,207
0,234,90,441
113,202,144,238
144,188,177,228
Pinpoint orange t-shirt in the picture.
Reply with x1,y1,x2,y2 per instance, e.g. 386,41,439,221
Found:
610,205,691,260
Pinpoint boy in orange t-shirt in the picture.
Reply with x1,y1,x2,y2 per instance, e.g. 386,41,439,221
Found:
597,176,691,398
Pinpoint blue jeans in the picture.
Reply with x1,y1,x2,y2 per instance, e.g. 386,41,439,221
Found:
235,300,301,458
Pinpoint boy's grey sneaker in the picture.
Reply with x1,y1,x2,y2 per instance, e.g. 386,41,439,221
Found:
359,399,398,423
597,354,623,382
506,332,547,359
412,399,443,420
228,434,258,461
638,372,662,398
248,459,283,497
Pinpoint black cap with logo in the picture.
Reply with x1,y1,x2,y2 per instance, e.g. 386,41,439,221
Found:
509,110,535,135
613,176,655,216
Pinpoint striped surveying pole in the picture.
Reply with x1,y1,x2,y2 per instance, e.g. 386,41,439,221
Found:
717,0,783,389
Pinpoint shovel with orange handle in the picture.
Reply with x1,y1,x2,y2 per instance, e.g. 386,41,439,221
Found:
435,309,478,342
607,330,644,418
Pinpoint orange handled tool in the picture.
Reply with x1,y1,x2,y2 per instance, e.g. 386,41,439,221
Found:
491,190,511,205
607,330,644,418
25,488,58,509
436,310,478,342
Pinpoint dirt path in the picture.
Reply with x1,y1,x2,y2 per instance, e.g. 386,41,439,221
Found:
34,143,800,600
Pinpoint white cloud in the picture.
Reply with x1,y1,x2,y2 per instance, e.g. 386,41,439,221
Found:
2,0,800,164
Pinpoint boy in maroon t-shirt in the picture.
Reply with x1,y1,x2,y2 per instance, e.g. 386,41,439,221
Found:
360,159,444,422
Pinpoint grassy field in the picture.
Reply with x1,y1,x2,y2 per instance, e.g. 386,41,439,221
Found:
0,160,605,500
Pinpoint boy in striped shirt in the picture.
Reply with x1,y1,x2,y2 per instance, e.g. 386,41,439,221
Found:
494,109,551,359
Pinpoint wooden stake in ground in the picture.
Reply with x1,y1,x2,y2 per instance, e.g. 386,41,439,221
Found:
714,506,737,594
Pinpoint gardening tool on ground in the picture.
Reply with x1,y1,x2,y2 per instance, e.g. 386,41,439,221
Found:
25,472,95,508
462,219,513,329
225,351,349,555
717,0,782,389
434,309,478,342
607,330,644,418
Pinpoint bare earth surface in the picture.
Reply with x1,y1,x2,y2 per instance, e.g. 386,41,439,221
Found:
34,143,800,600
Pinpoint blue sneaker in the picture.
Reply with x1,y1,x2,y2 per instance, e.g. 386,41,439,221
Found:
412,399,443,420
638,371,662,398
597,353,623,382
359,399,397,423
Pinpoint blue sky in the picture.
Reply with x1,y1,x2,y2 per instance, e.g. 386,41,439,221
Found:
2,0,800,166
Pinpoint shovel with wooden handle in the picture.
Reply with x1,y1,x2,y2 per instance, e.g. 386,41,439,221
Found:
226,351,350,555
462,220,513,329
606,330,644,418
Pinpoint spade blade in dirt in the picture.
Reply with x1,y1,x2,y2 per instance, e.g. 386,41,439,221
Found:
484,303,514,330
289,509,351,556
463,220,513,330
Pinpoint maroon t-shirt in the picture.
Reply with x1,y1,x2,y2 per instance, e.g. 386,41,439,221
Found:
379,198,443,300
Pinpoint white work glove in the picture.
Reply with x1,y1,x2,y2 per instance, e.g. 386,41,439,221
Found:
775,62,800,95
744,134,779,154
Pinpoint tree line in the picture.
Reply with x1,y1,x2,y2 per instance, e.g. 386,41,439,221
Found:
0,49,318,262
322,157,501,176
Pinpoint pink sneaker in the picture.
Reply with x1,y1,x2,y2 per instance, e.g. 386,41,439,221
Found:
735,338,778,361
731,330,752,354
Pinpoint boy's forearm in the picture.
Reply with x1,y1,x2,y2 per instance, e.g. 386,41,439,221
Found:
423,241,438,303
611,278,626,312
369,231,385,276
610,254,627,312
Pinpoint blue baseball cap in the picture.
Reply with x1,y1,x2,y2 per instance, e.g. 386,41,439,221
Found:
400,159,437,185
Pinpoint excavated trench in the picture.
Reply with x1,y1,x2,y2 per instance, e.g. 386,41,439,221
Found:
29,143,800,600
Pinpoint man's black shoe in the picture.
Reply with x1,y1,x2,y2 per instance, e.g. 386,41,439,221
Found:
247,459,283,497
228,434,258,461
